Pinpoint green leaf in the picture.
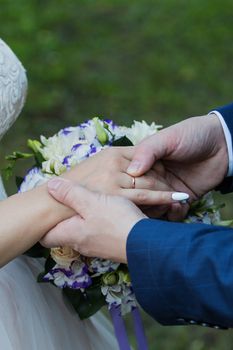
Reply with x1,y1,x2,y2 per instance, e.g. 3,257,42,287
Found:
3,151,34,180
63,288,83,310
112,136,133,147
78,288,106,320
214,219,233,227
206,203,225,213
188,199,225,217
27,139,42,153
15,176,24,189
44,256,56,273
37,271,47,283
103,121,114,138
93,117,108,145
63,284,106,319
37,256,55,283
2,163,14,181
5,151,33,161
34,152,45,167
189,199,207,213
24,242,48,258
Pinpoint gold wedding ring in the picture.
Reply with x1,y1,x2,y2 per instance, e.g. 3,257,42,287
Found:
132,176,136,189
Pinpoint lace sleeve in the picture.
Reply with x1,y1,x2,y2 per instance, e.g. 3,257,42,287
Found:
0,38,28,199
0,177,7,200
0,38,27,141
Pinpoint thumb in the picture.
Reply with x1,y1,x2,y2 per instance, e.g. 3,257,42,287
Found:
47,178,94,215
127,132,168,177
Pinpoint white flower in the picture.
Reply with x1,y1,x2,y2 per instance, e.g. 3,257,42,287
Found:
42,158,67,175
90,258,120,276
40,128,83,159
79,120,100,144
119,285,137,315
101,284,122,306
101,283,137,315
19,167,51,193
120,120,162,145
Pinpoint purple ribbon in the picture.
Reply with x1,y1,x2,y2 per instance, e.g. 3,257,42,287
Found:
132,308,149,350
110,306,149,350
110,306,131,350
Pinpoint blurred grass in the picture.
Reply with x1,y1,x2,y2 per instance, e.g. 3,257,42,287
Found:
1,0,233,348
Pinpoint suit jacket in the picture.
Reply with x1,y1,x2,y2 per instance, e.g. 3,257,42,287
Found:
127,102,233,329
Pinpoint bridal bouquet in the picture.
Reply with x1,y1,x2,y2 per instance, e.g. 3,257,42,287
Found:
5,117,230,322
6,118,162,320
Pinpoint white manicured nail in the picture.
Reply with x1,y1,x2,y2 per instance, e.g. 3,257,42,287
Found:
172,192,189,202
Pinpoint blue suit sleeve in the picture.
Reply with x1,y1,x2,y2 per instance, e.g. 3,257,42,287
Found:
215,102,233,193
127,218,233,329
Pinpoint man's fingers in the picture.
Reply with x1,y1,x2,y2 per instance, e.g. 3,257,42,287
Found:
40,216,82,248
120,188,189,206
127,130,173,177
167,202,190,222
142,205,170,219
48,178,94,214
127,143,156,177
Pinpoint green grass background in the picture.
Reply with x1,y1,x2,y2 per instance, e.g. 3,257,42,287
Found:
1,1,233,349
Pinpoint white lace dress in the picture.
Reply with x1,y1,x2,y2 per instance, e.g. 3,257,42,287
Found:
0,38,118,350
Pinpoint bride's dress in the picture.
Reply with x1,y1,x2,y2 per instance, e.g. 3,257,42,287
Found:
0,39,118,350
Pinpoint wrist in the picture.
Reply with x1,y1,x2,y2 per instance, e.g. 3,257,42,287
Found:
36,184,74,237
209,112,232,177
122,214,147,263
208,114,229,178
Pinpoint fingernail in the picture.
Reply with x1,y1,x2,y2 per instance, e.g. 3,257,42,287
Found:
48,178,65,191
172,192,189,203
127,161,141,175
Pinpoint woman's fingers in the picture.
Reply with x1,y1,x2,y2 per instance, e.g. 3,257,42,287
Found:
119,188,189,206
119,146,136,161
118,171,173,191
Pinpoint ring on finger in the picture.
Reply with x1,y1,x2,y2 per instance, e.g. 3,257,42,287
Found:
131,176,136,189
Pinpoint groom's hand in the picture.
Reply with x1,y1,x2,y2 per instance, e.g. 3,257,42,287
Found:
65,147,180,211
41,178,146,263
41,178,188,262
127,114,228,220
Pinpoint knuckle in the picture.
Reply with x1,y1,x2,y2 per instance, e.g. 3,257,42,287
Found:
145,176,155,189
78,236,90,256
40,238,48,248
136,142,150,155
112,187,120,196
160,192,169,202
136,191,148,204
60,182,75,205
105,147,117,158
79,246,91,257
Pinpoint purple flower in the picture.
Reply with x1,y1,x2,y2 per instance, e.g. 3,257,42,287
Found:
62,155,72,166
71,143,83,152
104,119,117,129
61,128,73,136
80,121,91,129
44,261,92,290
90,258,120,276
89,144,97,155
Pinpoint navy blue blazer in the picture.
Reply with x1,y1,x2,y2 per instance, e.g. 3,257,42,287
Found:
127,102,233,329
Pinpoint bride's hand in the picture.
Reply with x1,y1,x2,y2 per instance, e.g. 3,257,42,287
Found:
63,147,189,219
